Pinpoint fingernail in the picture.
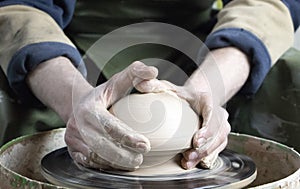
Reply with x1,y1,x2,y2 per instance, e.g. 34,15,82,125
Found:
198,127,207,136
186,161,194,169
189,151,198,160
136,142,151,153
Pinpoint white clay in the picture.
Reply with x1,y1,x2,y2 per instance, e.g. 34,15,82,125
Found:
110,92,199,167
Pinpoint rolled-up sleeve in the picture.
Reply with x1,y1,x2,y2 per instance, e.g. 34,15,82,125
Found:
205,0,295,95
0,3,86,106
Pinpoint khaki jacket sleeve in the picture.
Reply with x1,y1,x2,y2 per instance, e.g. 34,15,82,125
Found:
214,0,294,65
0,5,85,106
205,0,294,95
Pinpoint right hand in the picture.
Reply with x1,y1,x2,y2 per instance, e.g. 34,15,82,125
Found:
65,61,158,171
135,79,231,169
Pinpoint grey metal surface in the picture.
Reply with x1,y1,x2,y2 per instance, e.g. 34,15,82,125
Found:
41,148,256,189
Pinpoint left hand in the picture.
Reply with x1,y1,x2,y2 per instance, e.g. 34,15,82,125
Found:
135,79,231,169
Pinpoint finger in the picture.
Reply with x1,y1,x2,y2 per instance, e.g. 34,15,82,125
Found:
199,94,213,127
69,145,139,171
89,150,143,171
73,118,145,170
193,107,230,149
200,139,227,169
66,126,142,171
102,61,158,106
184,136,221,163
76,152,111,170
194,127,228,159
182,148,199,161
135,79,177,93
67,142,107,169
85,133,144,170
181,139,228,169
71,150,140,171
130,61,159,80
199,150,220,169
182,107,230,169
65,118,92,158
189,93,213,127
84,109,151,154
192,122,230,157
65,119,103,168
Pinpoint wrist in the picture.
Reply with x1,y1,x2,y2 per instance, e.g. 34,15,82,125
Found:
186,47,250,106
27,56,93,122
211,47,250,102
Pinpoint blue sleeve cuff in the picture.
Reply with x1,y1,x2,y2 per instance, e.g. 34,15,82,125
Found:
0,0,75,28
281,0,300,30
205,28,271,96
7,42,86,107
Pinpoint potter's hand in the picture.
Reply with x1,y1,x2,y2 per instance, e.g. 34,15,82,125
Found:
135,79,230,169
181,106,230,169
65,61,158,171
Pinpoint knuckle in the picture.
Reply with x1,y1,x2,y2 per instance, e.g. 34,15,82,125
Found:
101,117,113,133
66,118,77,132
64,128,75,145
224,122,231,134
64,133,72,145
131,61,144,67
129,61,143,74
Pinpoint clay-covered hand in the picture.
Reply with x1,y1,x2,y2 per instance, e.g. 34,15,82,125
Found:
135,79,230,169
65,61,158,171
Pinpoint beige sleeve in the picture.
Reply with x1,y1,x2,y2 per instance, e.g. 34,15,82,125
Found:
212,0,294,66
0,5,84,106
0,5,77,72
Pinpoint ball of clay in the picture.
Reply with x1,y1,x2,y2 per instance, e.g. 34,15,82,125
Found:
110,92,199,167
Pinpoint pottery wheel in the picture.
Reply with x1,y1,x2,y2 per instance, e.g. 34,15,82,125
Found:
41,147,256,189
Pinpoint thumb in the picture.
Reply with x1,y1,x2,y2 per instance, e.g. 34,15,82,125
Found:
100,61,158,107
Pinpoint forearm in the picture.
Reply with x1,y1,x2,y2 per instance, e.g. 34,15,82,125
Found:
185,47,250,106
206,0,294,95
0,5,84,107
27,57,93,123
